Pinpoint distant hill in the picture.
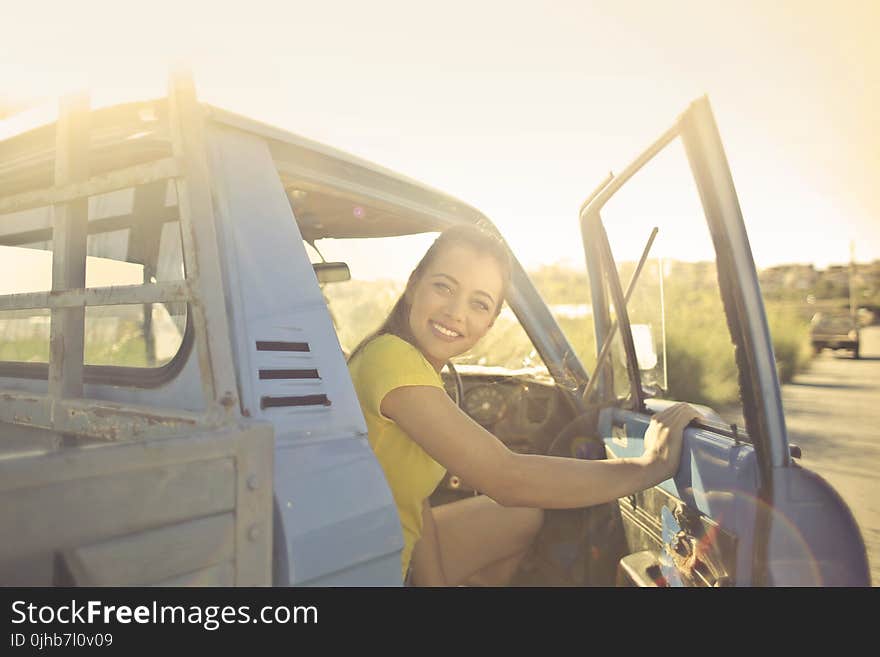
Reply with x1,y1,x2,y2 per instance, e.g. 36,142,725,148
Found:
758,260,880,307
527,259,880,309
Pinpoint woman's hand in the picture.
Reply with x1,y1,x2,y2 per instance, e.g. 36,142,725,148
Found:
642,402,703,481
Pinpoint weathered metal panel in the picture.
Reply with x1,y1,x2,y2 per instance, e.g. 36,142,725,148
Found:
232,423,274,586
0,157,181,216
203,126,373,438
56,397,204,441
167,72,240,425
200,124,401,585
58,512,235,586
0,390,51,428
48,92,89,402
0,422,266,487
151,560,234,586
0,281,191,312
0,391,205,440
0,422,274,586
273,440,404,585
0,457,235,560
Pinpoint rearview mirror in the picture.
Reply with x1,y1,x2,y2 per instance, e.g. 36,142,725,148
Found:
313,262,351,284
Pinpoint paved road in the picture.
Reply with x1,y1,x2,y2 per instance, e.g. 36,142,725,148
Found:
781,325,880,586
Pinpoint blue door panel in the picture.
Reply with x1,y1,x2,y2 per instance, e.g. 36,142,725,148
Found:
600,407,761,585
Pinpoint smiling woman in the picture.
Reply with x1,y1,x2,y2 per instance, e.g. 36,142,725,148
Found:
346,224,527,584
345,223,701,586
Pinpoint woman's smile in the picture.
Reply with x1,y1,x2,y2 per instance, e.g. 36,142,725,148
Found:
429,320,464,341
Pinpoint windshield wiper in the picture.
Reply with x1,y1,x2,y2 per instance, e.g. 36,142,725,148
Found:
581,226,658,405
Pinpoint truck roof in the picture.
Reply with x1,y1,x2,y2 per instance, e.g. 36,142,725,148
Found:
0,97,494,241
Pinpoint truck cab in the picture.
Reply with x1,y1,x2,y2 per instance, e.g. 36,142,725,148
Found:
0,73,869,586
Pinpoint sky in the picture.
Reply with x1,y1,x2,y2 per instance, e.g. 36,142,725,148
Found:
1,0,878,273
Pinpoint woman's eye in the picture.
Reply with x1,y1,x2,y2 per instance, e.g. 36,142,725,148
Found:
433,282,452,294
472,300,490,312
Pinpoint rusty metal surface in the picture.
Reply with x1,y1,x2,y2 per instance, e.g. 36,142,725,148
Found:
619,485,737,587
0,72,238,440
0,281,191,312
48,92,90,402
0,422,274,586
58,400,202,442
0,390,50,428
167,70,241,426
0,389,205,442
0,157,181,216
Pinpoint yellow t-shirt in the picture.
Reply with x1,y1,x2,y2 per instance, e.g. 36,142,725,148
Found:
348,334,447,581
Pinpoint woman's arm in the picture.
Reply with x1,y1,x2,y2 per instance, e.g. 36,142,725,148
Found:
381,386,700,509
410,498,447,586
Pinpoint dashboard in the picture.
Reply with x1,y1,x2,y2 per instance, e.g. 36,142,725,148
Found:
460,379,563,451
433,367,575,502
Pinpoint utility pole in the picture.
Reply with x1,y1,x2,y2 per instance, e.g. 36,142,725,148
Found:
850,240,856,320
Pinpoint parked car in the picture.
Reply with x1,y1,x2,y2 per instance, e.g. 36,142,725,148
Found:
811,313,860,358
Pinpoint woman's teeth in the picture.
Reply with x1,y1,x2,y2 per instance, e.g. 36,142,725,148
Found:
431,322,460,338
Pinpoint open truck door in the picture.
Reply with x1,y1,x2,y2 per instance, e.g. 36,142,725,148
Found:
578,97,869,586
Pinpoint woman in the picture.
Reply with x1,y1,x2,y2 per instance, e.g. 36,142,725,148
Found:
347,224,701,586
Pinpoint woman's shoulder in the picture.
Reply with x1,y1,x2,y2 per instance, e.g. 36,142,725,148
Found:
348,334,443,413
351,334,440,381
355,333,420,363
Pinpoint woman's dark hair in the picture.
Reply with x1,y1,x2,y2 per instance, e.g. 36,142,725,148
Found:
347,223,513,363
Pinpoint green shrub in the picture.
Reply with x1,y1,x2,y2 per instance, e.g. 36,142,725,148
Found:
320,273,816,408
765,304,812,384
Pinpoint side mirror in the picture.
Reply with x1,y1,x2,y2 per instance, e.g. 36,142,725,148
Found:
313,262,351,284
630,323,658,371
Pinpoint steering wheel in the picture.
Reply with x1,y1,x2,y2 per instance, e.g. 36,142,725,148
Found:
537,405,629,586
441,360,464,408
546,407,606,459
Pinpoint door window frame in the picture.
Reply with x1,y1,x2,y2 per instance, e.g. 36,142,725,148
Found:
578,98,790,480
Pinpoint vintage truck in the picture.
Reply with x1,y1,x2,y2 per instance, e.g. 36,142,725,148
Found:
0,72,869,586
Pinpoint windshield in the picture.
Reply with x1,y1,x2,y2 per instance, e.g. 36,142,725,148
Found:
305,233,548,372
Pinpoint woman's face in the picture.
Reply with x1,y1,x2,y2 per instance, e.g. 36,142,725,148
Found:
406,243,505,371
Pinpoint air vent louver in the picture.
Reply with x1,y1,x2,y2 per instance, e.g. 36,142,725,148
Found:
258,369,319,380
260,394,331,409
256,341,310,352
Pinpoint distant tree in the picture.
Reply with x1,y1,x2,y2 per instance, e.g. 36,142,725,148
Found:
527,263,591,305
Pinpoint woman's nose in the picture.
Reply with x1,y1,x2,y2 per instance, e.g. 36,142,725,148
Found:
443,296,466,322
